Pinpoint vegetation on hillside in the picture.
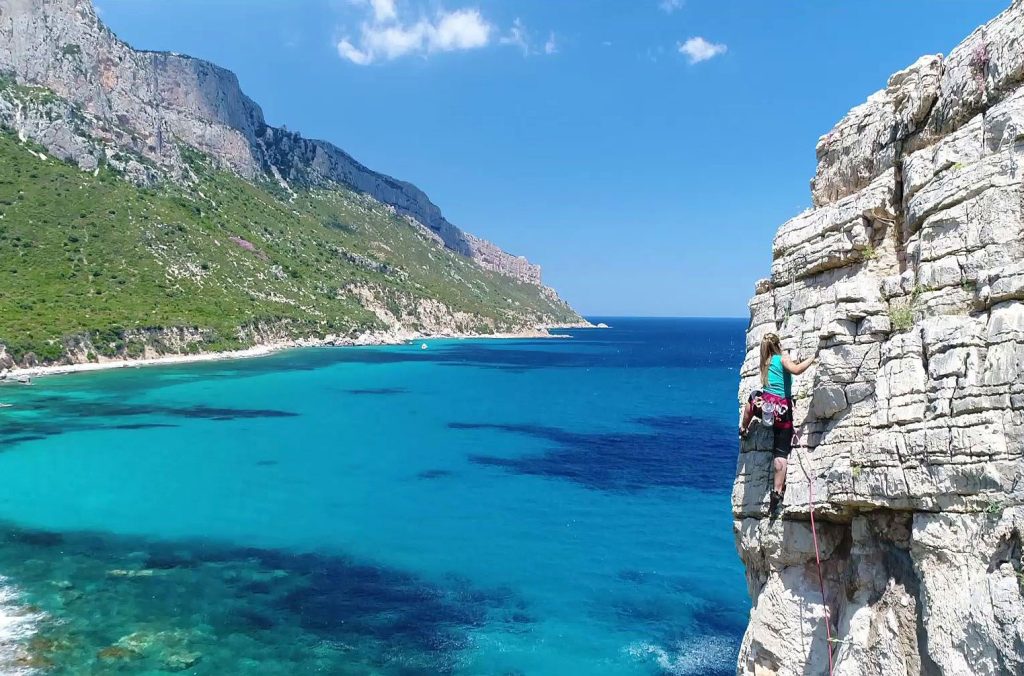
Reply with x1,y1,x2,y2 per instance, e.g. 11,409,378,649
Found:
0,126,578,365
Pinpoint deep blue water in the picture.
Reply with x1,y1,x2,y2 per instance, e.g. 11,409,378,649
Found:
0,317,748,674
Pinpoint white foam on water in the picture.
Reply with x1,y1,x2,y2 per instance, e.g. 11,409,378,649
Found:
626,635,737,675
0,577,44,674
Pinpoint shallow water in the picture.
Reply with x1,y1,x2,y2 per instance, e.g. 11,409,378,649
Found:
0,317,748,674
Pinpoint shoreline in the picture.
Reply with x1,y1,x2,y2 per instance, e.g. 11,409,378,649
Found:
0,576,41,675
2,324,601,382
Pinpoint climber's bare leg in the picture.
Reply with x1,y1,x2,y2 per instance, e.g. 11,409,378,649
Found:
773,457,787,494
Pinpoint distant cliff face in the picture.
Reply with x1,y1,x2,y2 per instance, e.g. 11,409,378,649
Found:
735,1,1024,674
0,0,542,284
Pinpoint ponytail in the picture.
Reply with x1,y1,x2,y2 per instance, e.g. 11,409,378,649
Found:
760,333,782,386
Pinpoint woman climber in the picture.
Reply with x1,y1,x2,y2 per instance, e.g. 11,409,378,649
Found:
739,333,816,513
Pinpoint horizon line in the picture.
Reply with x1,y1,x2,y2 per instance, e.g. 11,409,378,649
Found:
582,315,747,320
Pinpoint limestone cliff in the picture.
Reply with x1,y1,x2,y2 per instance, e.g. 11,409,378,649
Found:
0,0,543,285
735,2,1024,674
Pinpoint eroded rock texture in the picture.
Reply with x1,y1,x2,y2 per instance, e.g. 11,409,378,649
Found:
735,2,1024,674
0,0,543,284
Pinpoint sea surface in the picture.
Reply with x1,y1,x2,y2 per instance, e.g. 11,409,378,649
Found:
0,317,749,675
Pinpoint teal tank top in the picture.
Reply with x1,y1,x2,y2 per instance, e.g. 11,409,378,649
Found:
765,354,791,398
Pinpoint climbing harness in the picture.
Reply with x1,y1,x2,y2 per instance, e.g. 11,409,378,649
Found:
762,395,786,426
794,433,835,676
747,391,791,428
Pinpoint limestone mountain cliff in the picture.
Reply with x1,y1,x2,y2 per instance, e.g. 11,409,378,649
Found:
0,0,542,285
0,0,582,367
735,2,1024,674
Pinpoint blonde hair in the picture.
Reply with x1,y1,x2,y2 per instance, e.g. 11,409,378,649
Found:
760,333,782,386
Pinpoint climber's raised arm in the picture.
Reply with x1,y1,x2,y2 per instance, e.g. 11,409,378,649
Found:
781,353,815,375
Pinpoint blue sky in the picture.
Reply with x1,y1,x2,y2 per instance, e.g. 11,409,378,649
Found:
97,0,1008,317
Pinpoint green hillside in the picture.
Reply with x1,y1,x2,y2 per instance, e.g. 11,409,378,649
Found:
0,128,578,366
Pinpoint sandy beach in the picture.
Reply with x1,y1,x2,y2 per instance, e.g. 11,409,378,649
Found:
1,324,599,382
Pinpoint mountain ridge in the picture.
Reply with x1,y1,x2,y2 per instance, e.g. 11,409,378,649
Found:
0,0,583,369
0,0,544,285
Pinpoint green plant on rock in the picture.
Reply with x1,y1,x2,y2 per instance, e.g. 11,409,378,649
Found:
985,499,1005,515
888,283,933,332
889,301,915,332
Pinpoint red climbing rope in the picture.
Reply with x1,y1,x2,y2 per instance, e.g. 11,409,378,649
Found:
795,433,834,676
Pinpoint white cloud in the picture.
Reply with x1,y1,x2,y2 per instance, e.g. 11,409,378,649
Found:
337,39,373,65
337,4,493,64
369,0,397,22
364,24,426,59
544,32,557,55
432,8,491,51
499,18,529,55
677,36,727,64
498,19,558,57
659,0,684,13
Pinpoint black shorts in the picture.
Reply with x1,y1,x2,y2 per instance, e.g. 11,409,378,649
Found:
772,427,793,459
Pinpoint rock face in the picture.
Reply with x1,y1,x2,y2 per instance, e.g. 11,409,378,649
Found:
0,0,542,284
735,2,1024,674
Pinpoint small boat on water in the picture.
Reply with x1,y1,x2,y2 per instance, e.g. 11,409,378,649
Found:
420,343,428,350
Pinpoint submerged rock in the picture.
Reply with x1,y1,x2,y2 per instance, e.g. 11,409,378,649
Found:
14,653,55,671
735,1,1024,674
163,650,203,671
97,645,141,662
113,631,157,654
107,568,156,578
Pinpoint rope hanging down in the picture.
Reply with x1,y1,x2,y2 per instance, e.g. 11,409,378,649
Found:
794,437,834,676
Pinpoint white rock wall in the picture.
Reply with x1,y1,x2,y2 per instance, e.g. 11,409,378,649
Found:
735,2,1024,674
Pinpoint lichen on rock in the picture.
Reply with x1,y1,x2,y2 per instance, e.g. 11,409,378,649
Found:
735,2,1024,674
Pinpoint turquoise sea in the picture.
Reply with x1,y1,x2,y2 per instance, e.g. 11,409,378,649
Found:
0,317,748,675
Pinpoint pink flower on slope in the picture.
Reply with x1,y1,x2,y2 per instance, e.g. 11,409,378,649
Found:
229,236,256,251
